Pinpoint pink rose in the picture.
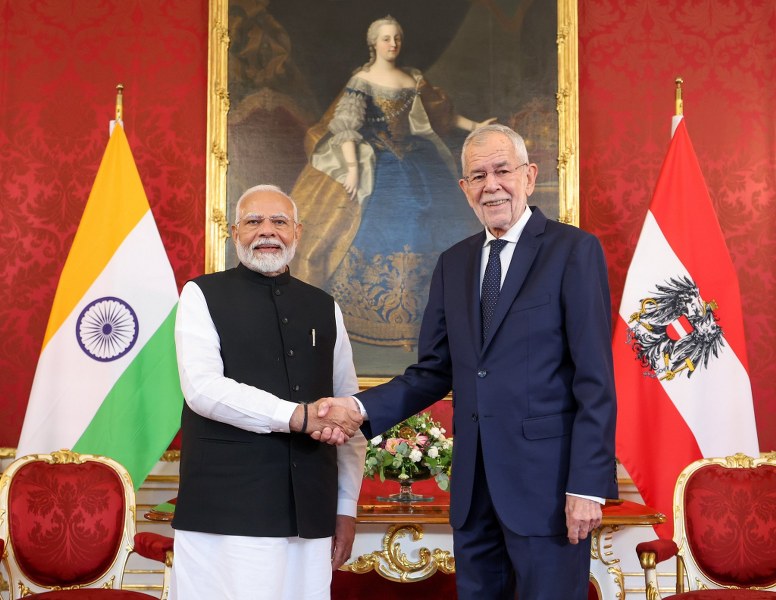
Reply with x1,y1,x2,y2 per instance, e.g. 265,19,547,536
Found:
384,438,402,455
415,435,429,446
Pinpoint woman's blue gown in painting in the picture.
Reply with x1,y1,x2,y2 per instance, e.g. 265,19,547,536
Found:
291,68,479,348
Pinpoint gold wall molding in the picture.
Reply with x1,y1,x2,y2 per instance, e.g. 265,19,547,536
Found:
557,0,580,226
205,0,230,274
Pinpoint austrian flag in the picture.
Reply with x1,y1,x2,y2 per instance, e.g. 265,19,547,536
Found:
613,117,759,537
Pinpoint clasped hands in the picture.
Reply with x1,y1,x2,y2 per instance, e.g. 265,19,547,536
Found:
290,397,362,445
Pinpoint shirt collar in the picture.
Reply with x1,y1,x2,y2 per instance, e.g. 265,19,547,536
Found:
482,206,532,247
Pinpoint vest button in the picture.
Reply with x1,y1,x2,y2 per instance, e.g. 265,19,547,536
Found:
293,384,300,392
275,288,281,296
281,317,289,324
477,370,487,378
287,349,295,357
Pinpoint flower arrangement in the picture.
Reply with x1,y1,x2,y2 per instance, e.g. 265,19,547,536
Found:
364,412,453,491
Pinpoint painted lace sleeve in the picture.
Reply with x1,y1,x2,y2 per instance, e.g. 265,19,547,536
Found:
328,85,367,147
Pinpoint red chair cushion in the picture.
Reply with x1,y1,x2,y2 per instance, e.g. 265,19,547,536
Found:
636,538,679,564
133,532,173,563
683,463,776,587
8,460,126,587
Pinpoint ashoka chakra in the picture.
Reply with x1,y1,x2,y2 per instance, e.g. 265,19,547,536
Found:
76,296,139,362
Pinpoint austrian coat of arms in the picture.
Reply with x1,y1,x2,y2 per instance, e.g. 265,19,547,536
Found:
626,275,724,380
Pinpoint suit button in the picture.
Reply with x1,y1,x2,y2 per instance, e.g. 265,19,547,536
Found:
275,288,282,296
293,384,300,392
477,370,487,378
281,317,289,324
471,413,478,422
287,349,295,357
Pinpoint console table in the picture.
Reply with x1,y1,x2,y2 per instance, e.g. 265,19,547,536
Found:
345,485,665,600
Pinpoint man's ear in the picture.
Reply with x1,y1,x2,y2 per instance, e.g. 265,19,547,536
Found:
525,163,539,196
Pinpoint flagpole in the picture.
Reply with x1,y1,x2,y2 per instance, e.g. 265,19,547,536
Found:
671,77,684,136
115,84,124,123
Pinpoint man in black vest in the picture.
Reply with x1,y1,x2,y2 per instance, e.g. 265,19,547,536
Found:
170,184,366,600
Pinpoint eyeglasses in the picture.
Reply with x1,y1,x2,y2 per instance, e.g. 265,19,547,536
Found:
463,163,528,189
235,213,296,232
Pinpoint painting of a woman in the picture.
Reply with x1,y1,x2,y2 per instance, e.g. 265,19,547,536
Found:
291,15,494,349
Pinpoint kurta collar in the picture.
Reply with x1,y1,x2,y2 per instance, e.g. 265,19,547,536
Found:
235,262,291,286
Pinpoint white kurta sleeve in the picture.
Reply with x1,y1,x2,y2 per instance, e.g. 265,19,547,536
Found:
175,281,298,433
332,302,367,517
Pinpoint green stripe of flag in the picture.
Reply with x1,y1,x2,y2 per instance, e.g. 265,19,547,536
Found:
74,306,182,488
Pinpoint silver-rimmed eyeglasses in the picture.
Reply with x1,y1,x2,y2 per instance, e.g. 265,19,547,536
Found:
235,213,296,232
462,162,528,189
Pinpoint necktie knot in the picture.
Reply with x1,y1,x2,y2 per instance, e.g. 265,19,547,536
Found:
481,239,508,342
489,239,507,256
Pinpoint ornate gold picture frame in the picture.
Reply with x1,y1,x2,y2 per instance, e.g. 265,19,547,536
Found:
205,0,579,380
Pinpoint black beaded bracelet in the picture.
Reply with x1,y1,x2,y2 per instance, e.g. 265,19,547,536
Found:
301,403,309,434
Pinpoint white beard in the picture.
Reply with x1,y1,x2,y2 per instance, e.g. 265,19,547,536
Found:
236,236,297,275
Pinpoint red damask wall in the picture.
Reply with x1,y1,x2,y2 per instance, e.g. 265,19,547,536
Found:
579,0,775,451
0,0,208,446
1,1,774,452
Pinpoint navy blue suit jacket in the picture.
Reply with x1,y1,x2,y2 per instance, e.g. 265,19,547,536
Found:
358,207,618,536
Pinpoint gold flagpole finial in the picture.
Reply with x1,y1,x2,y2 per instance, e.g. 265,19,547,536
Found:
115,84,124,122
674,77,684,117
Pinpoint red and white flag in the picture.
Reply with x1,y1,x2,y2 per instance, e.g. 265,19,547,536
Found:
613,117,759,538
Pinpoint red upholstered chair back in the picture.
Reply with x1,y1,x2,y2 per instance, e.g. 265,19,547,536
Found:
0,450,138,597
674,452,776,591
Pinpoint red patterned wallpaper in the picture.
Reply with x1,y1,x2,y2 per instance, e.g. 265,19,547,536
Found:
0,0,208,446
579,0,776,450
1,0,774,454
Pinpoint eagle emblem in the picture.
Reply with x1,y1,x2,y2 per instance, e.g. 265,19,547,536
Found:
626,276,724,380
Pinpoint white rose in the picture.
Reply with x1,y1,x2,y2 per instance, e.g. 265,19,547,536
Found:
429,427,441,438
370,435,383,445
409,449,423,463
428,447,439,459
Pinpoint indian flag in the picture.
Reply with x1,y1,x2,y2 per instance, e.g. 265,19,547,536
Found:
17,122,182,488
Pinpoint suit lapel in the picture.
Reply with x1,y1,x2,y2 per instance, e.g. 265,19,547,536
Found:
482,208,546,354
465,232,486,348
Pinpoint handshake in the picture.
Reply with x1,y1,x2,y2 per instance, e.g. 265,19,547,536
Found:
290,397,363,445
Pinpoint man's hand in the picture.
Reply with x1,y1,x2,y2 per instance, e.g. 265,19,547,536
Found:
310,397,362,444
565,495,602,544
290,397,362,446
331,514,356,570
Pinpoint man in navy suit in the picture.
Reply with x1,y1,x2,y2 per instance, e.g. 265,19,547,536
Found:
320,124,617,599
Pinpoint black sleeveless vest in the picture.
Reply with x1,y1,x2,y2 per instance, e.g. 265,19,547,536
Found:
173,264,338,538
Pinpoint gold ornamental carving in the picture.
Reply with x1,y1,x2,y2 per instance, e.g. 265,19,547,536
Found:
343,523,455,582
606,565,625,599
590,525,620,567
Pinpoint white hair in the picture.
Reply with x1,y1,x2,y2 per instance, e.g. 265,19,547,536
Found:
460,124,529,174
234,184,299,224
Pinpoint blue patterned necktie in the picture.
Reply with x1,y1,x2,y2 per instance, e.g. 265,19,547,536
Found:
481,238,508,341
